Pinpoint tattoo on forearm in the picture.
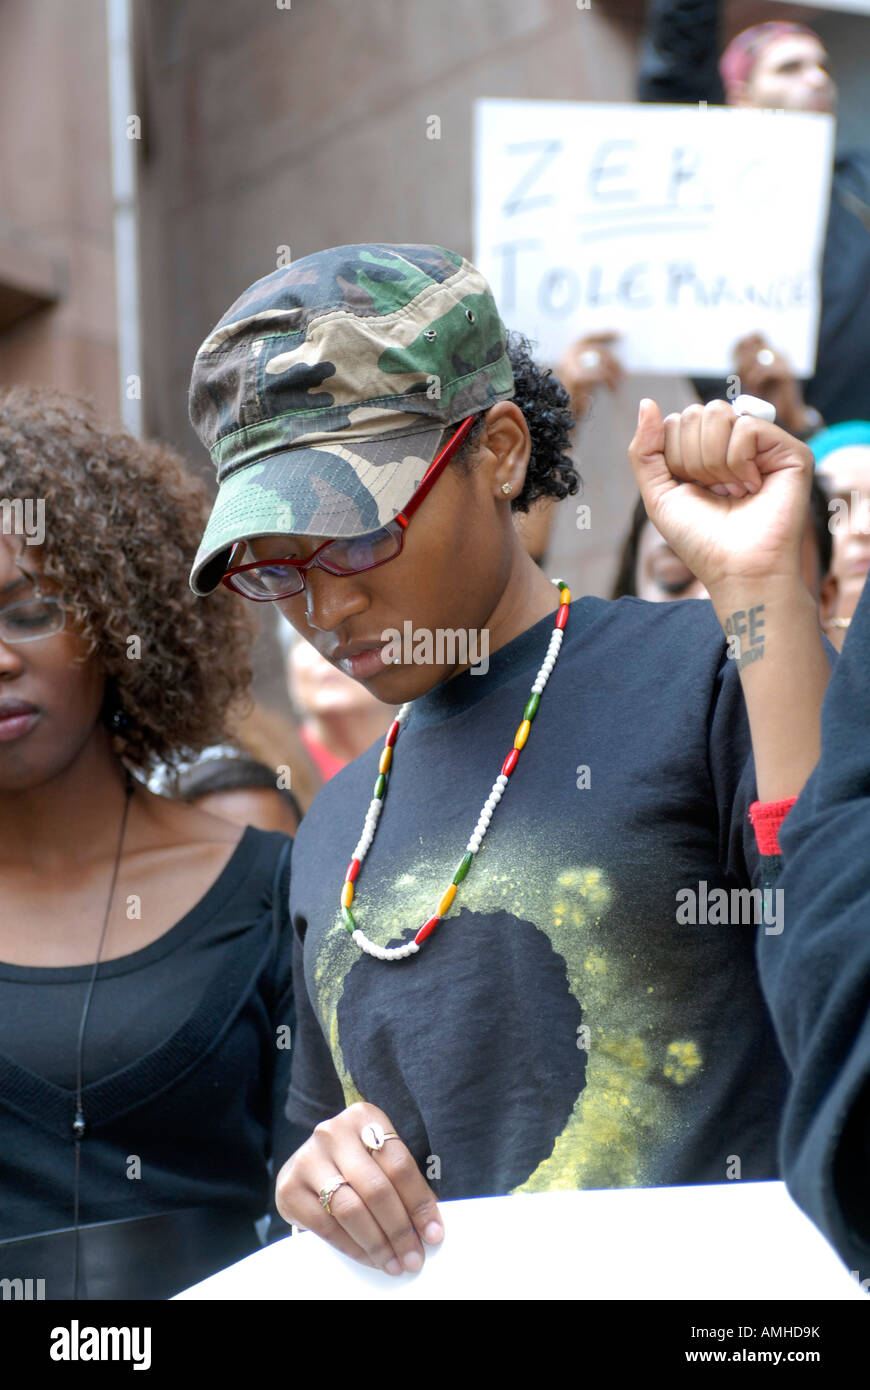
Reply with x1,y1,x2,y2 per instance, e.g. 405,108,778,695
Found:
724,604,765,670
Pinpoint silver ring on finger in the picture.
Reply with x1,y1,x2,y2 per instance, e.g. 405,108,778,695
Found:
319,1175,350,1217
756,348,775,367
361,1121,401,1154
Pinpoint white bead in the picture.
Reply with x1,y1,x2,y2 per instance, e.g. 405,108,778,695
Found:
497,774,509,788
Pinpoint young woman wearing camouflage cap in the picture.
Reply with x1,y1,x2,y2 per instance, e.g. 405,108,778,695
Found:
189,243,830,1277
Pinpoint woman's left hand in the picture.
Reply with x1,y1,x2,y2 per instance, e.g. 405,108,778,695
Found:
628,398,814,604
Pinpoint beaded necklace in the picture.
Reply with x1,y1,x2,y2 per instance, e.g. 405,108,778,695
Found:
339,580,571,962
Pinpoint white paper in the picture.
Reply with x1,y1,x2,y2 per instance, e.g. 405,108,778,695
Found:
176,1183,867,1301
770,0,870,11
474,100,835,377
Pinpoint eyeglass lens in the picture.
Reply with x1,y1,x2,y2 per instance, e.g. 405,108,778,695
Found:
233,526,401,598
0,596,66,643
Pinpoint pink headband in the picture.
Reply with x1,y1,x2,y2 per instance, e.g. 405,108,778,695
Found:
719,22,819,93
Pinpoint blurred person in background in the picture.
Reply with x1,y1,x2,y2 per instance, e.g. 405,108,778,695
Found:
811,421,870,649
612,475,834,608
284,624,394,780
0,388,301,1299
637,1,870,429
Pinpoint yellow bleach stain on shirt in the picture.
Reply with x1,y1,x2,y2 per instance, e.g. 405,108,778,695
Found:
663,1040,703,1085
314,831,685,1189
514,1031,658,1192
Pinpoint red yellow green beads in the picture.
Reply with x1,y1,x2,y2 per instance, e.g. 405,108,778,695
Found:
340,580,570,962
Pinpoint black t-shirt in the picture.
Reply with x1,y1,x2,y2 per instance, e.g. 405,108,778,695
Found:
0,827,300,1242
288,596,789,1197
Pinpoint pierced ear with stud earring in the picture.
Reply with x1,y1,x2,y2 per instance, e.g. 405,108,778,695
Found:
501,483,512,495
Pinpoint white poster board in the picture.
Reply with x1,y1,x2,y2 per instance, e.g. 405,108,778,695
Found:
474,100,835,377
177,1184,866,1301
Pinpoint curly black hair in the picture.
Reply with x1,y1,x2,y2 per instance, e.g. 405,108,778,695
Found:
451,331,581,509
0,385,255,773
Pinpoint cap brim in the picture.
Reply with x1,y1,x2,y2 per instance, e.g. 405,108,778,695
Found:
189,426,445,595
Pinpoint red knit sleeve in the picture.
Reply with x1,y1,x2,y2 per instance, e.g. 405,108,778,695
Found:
748,798,799,856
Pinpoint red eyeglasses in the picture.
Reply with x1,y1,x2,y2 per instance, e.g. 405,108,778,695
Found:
221,415,476,601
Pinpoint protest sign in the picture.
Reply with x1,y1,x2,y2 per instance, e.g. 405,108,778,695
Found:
177,1185,865,1301
474,100,835,376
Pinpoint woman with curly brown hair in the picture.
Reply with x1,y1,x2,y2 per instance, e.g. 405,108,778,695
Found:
0,387,303,1299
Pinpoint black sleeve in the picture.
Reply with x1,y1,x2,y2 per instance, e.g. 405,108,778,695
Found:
260,842,308,1242
637,0,725,106
756,580,870,1277
285,924,348,1133
707,646,762,890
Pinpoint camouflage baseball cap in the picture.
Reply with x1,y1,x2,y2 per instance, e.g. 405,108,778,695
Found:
188,243,515,595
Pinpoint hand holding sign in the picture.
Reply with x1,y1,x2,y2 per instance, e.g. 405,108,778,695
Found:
557,332,624,422
628,398,814,601
732,334,810,437
275,1101,443,1276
